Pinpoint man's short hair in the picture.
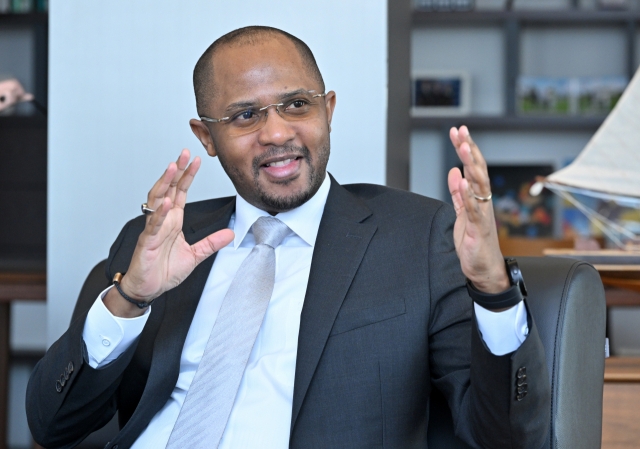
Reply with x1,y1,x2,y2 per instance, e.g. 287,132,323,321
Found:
193,26,325,115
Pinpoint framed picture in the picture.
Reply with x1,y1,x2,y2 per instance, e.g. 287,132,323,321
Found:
487,165,555,238
411,70,471,117
517,76,627,116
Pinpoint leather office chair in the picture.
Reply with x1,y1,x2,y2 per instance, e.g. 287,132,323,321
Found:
72,256,606,449
428,256,606,449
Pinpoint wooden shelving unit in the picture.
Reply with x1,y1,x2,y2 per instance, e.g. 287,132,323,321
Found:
0,11,48,449
387,5,638,189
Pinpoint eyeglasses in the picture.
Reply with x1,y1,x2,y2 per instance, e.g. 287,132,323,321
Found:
200,90,326,137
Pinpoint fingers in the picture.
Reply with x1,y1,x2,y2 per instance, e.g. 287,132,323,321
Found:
459,177,482,224
447,167,465,216
144,196,173,237
146,149,198,214
191,229,235,265
449,126,491,199
166,149,191,202
147,163,179,212
174,156,201,209
448,167,486,226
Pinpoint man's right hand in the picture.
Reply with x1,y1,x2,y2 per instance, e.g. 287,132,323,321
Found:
104,149,234,317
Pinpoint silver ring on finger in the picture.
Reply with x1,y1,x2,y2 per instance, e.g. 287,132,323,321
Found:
473,192,492,202
141,202,155,215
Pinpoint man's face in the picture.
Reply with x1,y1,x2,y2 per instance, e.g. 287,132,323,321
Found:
192,37,336,214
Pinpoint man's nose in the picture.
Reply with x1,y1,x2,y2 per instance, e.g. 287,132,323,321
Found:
256,107,296,147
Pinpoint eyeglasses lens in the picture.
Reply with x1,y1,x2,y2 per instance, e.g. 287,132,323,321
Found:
225,93,323,137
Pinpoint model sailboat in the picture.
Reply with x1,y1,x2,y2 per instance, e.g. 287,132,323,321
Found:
531,66,640,256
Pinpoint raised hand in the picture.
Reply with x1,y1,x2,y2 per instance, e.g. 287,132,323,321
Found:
447,126,509,294
104,149,234,317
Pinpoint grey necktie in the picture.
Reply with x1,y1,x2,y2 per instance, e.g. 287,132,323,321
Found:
166,216,290,449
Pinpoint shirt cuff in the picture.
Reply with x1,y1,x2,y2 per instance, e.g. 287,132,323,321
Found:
474,300,528,356
82,285,151,368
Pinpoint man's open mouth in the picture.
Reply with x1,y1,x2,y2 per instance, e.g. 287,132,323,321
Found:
261,156,303,168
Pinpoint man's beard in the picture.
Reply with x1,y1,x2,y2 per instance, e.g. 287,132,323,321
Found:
218,142,330,213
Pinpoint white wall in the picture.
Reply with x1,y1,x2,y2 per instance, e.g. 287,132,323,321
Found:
48,0,387,344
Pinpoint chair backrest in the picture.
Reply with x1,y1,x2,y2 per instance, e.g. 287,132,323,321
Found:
71,259,110,324
427,256,607,449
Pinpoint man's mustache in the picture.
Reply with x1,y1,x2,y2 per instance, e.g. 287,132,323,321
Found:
252,146,311,173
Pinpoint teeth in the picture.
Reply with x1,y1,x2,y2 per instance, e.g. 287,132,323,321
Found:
267,158,292,167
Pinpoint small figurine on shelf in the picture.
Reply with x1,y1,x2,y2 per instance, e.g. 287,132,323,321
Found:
0,78,33,112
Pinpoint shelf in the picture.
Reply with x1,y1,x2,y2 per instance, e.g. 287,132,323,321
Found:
0,270,46,302
411,115,604,131
0,12,47,26
413,9,640,26
0,114,47,129
605,356,640,382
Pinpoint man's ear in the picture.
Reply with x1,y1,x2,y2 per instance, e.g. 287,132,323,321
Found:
189,119,217,157
324,91,337,133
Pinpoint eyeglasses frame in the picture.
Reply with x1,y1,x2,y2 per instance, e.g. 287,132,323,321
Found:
199,91,327,124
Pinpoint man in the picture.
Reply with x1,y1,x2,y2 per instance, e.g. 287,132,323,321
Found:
27,26,549,448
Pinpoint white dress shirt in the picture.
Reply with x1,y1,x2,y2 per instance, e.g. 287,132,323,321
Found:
82,173,527,448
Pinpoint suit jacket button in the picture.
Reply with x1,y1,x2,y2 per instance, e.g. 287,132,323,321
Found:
68,361,74,373
55,380,62,393
517,385,527,394
517,377,527,386
517,393,526,401
60,374,66,387
64,369,70,380
517,367,526,378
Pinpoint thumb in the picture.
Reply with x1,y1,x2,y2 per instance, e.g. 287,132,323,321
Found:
191,228,235,265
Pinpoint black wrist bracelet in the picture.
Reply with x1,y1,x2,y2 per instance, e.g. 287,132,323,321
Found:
113,272,154,309
466,281,524,310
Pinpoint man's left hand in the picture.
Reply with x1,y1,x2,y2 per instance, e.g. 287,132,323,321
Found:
447,126,509,294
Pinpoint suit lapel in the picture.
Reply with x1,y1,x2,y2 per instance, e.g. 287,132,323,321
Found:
119,198,235,440
290,179,377,431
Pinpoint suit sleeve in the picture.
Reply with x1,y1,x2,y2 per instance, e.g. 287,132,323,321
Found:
26,217,146,448
427,203,550,449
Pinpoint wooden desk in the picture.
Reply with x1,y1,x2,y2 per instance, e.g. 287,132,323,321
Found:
0,271,45,449
603,357,640,449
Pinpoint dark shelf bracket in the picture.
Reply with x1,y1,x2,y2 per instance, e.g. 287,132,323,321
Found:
505,18,520,116
626,19,637,81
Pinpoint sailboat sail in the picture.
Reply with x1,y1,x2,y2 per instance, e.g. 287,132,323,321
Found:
539,67,640,201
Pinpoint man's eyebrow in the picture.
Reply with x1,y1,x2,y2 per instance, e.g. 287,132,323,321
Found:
224,100,258,112
224,89,314,112
277,88,311,100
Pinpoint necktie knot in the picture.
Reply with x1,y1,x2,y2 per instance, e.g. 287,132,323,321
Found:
251,216,290,249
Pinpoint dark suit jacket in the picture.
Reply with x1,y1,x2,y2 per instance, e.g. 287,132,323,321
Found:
27,178,550,449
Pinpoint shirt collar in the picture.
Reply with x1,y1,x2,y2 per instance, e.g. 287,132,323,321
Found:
232,172,331,248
